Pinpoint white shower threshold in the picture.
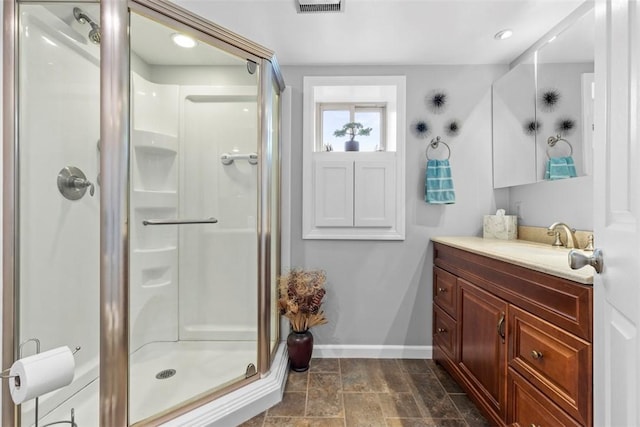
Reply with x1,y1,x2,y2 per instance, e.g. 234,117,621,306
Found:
35,341,287,427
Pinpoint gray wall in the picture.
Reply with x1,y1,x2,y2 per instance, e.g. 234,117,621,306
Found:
282,65,508,348
508,175,593,230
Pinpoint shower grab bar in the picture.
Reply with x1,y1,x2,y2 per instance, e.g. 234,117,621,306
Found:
142,217,218,226
220,152,258,165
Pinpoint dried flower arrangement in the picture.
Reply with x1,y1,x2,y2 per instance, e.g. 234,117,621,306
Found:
278,269,328,333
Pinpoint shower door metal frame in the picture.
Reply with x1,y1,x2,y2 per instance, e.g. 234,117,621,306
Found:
3,0,284,425
100,0,131,425
2,1,19,426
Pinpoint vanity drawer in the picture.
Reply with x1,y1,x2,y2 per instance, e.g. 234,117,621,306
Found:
433,267,457,317
433,303,458,361
509,306,591,426
508,368,582,427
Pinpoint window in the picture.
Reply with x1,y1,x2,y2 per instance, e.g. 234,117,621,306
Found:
318,103,386,152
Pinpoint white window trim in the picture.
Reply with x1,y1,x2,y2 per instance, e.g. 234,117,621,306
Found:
302,76,406,240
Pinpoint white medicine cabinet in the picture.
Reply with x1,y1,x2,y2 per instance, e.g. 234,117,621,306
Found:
492,4,594,188
302,76,406,240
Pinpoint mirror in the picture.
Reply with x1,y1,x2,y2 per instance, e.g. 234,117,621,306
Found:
492,57,536,188
492,6,594,188
535,10,594,181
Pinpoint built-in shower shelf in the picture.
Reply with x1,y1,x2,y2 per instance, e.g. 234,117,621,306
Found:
133,246,178,260
133,247,177,255
132,129,178,153
142,280,172,289
132,190,177,208
133,248,177,283
133,247,177,263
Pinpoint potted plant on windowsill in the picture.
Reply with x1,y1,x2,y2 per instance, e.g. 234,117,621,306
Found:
334,121,372,152
278,269,327,372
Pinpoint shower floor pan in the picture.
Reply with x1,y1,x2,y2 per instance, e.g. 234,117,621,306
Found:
35,340,257,426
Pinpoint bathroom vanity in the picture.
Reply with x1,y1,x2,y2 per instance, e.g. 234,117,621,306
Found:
431,237,593,427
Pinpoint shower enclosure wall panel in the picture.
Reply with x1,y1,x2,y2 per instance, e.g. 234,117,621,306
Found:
130,73,180,353
178,88,258,343
17,5,101,423
128,56,261,420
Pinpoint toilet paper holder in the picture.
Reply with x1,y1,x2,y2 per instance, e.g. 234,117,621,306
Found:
1,339,80,427
0,339,81,381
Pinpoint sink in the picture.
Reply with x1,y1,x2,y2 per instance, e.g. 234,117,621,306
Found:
484,242,571,265
490,243,568,256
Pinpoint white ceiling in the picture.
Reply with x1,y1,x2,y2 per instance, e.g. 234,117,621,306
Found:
172,0,588,66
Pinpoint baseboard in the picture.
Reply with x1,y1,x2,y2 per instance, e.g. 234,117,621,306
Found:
312,345,433,359
164,343,288,427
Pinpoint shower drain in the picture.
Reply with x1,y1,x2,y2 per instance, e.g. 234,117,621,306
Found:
155,369,176,380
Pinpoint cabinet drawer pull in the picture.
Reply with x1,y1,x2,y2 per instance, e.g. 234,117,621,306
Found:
438,287,447,293
531,350,543,360
437,327,447,333
497,312,505,342
530,424,540,427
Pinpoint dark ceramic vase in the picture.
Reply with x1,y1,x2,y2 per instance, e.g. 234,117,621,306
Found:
287,330,313,372
345,139,360,151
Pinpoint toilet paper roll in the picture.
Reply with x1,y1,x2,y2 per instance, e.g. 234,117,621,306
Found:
9,346,75,404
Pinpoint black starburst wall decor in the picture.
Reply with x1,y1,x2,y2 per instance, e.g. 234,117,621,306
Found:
523,119,542,135
426,90,448,114
411,119,431,138
555,117,576,136
538,88,561,112
445,120,461,137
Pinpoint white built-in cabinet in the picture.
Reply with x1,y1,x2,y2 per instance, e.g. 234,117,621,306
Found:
313,153,395,229
302,76,406,240
313,157,354,227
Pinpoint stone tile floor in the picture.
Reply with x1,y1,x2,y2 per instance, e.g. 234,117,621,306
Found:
240,358,491,427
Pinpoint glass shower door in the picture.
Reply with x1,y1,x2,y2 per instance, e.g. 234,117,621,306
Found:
128,11,260,424
17,3,101,426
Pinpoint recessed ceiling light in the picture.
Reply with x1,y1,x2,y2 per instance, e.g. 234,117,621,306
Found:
171,33,197,48
494,29,513,40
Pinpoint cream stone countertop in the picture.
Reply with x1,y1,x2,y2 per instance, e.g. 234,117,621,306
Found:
432,236,594,285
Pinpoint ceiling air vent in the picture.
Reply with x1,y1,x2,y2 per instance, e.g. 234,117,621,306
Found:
296,0,343,13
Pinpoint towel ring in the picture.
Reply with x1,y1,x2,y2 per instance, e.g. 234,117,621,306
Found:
426,136,451,160
546,135,573,159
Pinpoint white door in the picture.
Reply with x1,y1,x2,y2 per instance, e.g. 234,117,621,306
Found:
593,1,640,425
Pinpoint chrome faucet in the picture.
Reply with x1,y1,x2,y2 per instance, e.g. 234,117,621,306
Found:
547,222,579,248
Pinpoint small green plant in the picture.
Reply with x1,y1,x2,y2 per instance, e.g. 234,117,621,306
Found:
333,122,372,141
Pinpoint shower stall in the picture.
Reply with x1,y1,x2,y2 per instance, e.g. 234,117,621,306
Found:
3,1,285,425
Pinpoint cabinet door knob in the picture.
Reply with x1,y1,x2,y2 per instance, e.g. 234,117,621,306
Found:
531,350,543,360
437,327,447,333
438,287,447,293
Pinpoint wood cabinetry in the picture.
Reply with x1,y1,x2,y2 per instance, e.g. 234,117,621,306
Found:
433,242,593,427
459,279,508,420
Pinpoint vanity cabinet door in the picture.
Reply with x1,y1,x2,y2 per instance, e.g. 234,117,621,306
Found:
433,304,458,362
433,267,457,317
459,279,508,422
508,368,582,427
509,305,591,426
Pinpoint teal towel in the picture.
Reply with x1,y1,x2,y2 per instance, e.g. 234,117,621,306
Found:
425,159,456,204
545,156,577,180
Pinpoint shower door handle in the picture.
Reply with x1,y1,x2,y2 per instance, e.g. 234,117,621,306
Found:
142,217,218,226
